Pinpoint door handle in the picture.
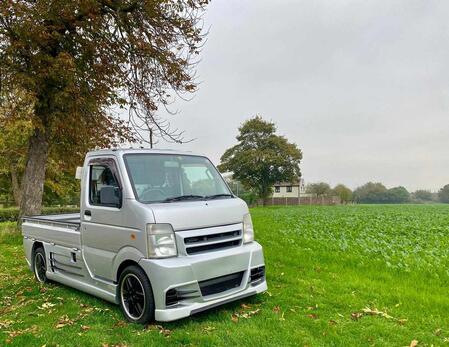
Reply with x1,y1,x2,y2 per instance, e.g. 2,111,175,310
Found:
84,210,91,216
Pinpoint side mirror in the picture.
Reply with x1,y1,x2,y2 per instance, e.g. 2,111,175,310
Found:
100,186,121,207
75,167,83,180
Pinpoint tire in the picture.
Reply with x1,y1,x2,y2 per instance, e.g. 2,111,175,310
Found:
118,265,155,324
33,247,49,283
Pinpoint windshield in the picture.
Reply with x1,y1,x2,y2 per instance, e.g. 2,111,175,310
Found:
124,154,232,203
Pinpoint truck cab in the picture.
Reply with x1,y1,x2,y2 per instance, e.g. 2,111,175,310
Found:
22,148,267,323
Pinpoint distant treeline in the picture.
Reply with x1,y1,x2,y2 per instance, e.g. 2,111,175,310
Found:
306,182,449,204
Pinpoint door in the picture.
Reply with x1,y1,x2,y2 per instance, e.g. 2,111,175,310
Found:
82,158,125,282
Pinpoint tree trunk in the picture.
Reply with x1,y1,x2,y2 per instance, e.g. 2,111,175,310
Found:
10,164,22,206
19,129,49,217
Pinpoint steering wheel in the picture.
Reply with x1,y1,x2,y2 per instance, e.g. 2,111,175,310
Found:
140,187,167,202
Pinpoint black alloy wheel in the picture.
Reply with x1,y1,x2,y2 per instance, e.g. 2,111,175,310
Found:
119,265,155,324
33,247,48,283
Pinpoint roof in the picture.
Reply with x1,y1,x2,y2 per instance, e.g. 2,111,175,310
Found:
274,182,301,187
86,147,203,158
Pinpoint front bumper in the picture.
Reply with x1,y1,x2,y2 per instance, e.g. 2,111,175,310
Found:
139,241,266,322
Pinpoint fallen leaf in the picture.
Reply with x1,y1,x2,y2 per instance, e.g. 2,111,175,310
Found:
351,312,363,320
82,307,94,314
55,315,74,329
0,320,14,329
39,302,56,310
202,326,216,333
272,305,281,314
279,312,285,321
81,325,90,331
113,320,127,328
158,327,171,337
145,324,172,337
6,325,38,339
241,303,251,309
362,307,394,320
240,309,261,319
409,340,418,347
307,313,318,320
231,314,239,323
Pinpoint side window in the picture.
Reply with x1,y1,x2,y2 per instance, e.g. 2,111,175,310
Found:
89,164,121,207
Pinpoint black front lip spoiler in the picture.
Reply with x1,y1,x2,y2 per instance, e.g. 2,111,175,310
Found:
190,291,257,315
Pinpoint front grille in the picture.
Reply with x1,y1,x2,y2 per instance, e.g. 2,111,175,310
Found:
184,229,242,255
186,239,241,255
199,271,244,296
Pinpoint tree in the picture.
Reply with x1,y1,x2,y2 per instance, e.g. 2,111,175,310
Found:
385,186,410,204
0,0,209,216
0,95,80,207
412,189,433,202
354,182,411,204
306,182,332,197
438,184,449,203
353,182,388,203
333,184,352,203
218,116,302,204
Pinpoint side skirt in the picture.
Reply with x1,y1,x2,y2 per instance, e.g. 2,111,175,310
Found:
46,271,117,304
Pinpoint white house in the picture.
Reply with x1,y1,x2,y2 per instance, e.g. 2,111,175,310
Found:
271,178,309,198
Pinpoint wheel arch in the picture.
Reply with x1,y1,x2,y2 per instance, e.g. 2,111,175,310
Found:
31,241,44,266
115,259,154,307
113,246,146,283
116,259,140,282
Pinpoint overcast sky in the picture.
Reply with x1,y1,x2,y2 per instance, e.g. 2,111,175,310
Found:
156,0,449,192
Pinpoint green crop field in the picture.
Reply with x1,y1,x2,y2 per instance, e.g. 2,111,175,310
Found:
1,205,449,346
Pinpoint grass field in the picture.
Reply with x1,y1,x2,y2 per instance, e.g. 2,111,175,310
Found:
1,205,449,346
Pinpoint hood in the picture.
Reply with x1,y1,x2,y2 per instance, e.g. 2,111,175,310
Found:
148,197,249,231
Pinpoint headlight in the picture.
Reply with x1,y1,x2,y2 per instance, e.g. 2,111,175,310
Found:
243,213,254,243
146,224,177,258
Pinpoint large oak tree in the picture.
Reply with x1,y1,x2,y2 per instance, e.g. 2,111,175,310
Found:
0,0,209,216
218,116,302,204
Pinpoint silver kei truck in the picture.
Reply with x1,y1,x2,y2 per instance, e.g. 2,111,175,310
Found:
22,148,267,324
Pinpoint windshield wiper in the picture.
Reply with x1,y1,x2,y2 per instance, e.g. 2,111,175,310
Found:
205,194,234,200
162,195,205,203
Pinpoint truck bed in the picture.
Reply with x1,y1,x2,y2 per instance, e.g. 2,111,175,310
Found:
22,213,81,249
23,213,81,227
